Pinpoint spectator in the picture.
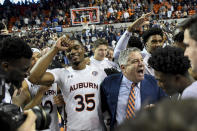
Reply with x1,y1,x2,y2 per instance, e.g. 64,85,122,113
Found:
180,14,197,99
142,27,164,76
123,9,130,22
90,38,118,70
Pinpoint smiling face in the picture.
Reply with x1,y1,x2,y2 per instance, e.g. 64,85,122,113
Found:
66,40,85,66
121,51,145,83
94,44,108,61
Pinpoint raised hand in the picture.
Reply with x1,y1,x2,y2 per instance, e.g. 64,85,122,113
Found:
55,36,73,51
12,88,31,107
17,109,37,131
128,12,152,32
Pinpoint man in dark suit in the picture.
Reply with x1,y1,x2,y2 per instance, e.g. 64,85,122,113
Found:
101,47,166,130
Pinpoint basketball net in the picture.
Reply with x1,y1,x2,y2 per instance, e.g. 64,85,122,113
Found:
82,21,89,29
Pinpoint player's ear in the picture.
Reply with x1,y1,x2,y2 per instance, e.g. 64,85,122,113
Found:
120,65,126,71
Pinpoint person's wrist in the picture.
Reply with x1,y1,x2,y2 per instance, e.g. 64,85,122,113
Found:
53,45,59,52
128,26,134,32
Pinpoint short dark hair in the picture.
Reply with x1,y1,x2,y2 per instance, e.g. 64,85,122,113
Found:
179,14,197,41
173,31,184,43
93,38,108,49
148,46,190,75
142,27,163,44
127,36,144,51
0,37,32,62
70,37,83,46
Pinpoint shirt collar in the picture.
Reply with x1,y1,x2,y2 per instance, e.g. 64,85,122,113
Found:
142,48,151,57
122,75,140,89
90,56,108,61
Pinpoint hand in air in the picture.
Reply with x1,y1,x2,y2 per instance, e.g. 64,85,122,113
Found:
128,12,152,32
55,36,73,51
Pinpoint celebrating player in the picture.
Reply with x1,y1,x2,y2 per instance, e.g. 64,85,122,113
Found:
28,37,106,131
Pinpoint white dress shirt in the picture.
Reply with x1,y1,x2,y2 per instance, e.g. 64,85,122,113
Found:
116,75,141,125
141,48,155,76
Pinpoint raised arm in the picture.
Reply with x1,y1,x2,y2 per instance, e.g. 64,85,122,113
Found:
113,12,152,62
28,37,72,85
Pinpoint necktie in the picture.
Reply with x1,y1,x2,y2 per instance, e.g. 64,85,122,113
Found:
126,83,136,119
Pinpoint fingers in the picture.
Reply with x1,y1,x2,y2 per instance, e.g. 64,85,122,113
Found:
143,12,152,18
24,109,37,129
142,21,150,26
17,109,37,131
144,104,155,110
13,89,19,97
149,104,155,108
141,12,152,21
24,109,37,121
53,95,64,106
12,88,30,107
61,37,72,48
55,36,73,51
141,12,152,17
84,57,90,65
128,13,150,32
53,95,64,103
56,36,66,46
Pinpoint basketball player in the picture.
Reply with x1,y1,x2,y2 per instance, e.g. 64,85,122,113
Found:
24,79,61,131
18,49,64,131
90,38,119,70
28,37,107,131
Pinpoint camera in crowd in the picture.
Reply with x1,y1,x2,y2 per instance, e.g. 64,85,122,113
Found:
0,67,51,130
0,103,51,130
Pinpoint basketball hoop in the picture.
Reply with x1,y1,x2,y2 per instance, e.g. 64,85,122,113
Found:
71,6,100,26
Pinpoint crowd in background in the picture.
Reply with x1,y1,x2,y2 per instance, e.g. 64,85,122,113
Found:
2,0,197,131
0,0,196,31
13,18,177,68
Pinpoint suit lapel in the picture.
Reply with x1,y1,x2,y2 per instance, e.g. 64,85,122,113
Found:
140,80,146,104
110,74,123,118
140,76,152,105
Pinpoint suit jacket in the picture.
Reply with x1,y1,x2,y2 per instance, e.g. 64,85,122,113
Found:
101,73,167,130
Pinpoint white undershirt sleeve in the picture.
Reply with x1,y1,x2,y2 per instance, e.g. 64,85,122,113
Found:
113,30,132,62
